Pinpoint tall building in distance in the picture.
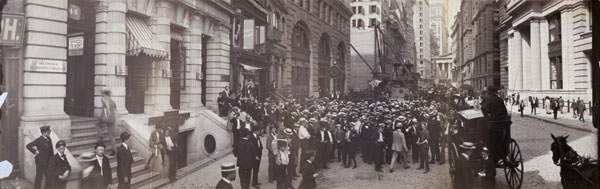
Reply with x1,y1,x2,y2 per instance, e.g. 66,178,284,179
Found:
470,0,500,92
348,0,391,90
430,2,448,56
414,0,432,86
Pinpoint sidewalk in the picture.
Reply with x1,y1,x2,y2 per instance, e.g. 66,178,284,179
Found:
506,104,597,133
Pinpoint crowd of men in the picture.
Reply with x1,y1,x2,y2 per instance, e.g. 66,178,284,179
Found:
226,85,479,189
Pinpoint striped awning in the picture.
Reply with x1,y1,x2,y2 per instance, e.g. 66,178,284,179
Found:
126,16,168,59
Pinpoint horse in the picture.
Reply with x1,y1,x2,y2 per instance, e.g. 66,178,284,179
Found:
550,134,599,189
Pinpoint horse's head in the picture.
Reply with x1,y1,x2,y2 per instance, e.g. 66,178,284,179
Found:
551,134,571,165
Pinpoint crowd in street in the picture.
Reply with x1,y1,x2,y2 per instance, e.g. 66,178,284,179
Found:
509,93,588,122
222,85,475,189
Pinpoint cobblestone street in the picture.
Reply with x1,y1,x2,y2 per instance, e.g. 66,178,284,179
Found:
161,113,597,189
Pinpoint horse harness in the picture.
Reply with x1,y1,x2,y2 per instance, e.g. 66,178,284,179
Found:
554,138,599,188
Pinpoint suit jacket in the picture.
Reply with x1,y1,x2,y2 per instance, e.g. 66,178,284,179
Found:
300,160,316,189
149,130,164,150
86,155,112,189
230,117,243,132
46,153,71,189
427,119,441,140
117,144,133,188
249,133,263,159
234,138,257,169
216,179,234,189
391,130,408,152
315,130,331,144
266,133,276,155
26,136,54,167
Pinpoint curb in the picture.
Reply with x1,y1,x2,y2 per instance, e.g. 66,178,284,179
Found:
518,113,596,133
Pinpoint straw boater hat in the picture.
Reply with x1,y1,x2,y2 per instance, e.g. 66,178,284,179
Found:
459,142,476,150
283,128,293,136
221,162,238,173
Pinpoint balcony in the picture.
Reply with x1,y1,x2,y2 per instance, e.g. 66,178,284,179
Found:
267,27,283,43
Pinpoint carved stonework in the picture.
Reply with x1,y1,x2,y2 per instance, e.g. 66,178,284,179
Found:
96,0,109,12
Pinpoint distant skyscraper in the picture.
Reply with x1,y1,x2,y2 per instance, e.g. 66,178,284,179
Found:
414,0,432,85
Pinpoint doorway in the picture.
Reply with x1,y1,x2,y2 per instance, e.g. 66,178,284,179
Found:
65,1,95,117
177,131,191,168
170,39,185,109
201,35,208,105
125,56,149,114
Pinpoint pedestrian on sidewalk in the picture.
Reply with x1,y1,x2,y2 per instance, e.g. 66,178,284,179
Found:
559,96,564,114
234,128,256,189
553,99,560,119
389,123,409,172
545,97,552,114
578,100,586,122
416,123,430,174
274,139,290,189
572,99,579,118
530,97,538,115
97,89,118,156
266,126,278,184
216,162,237,189
518,100,526,117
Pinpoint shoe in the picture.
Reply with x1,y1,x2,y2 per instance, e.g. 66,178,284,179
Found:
353,165,357,169
344,165,350,168
256,182,262,186
429,161,435,164
423,171,429,174
439,161,445,165
403,166,410,169
390,169,394,173
341,164,346,167
252,185,261,189
269,180,274,184
417,167,423,170
324,166,329,169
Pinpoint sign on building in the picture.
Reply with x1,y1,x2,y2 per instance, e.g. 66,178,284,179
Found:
243,19,255,50
0,13,25,45
24,59,68,73
68,35,84,56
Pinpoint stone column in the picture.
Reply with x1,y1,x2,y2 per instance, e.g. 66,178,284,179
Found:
21,0,72,183
560,8,572,90
205,24,231,111
513,30,523,90
181,15,203,109
530,18,542,90
94,0,128,115
150,0,173,112
540,19,550,90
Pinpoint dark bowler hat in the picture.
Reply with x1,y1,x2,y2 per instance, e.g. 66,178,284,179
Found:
94,142,106,149
40,126,51,133
486,85,498,94
120,132,131,141
221,162,238,173
56,140,67,148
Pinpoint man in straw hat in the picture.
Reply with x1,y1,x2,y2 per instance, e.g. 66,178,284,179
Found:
216,162,238,189
26,125,54,189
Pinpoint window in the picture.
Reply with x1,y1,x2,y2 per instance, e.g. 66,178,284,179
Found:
420,42,423,47
352,6,356,14
550,56,563,89
370,18,376,27
420,48,423,53
420,60,423,64
420,36,423,40
358,6,363,14
548,14,561,42
420,24,423,28
352,19,356,27
420,12,423,17
420,30,423,34
420,18,423,23
299,0,303,7
370,5,377,13
420,70,424,75
357,19,364,28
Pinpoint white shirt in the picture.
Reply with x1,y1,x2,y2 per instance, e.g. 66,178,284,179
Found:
122,143,128,150
320,130,325,142
298,126,310,140
236,119,241,129
97,155,103,176
377,132,383,142
222,178,231,184
165,136,174,149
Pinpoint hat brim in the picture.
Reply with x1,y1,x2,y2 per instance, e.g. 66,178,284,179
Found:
221,167,239,172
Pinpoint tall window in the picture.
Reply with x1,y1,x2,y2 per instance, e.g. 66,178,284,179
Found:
370,18,376,27
358,19,364,28
370,5,377,13
548,14,561,42
352,6,356,14
358,6,363,14
352,19,356,27
550,56,563,89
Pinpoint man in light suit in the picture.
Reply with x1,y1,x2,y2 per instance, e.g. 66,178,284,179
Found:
145,127,165,168
117,132,133,189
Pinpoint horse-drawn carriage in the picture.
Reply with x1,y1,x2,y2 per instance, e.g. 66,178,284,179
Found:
447,109,524,189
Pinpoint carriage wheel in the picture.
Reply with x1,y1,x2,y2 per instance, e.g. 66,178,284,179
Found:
503,139,524,189
449,143,459,186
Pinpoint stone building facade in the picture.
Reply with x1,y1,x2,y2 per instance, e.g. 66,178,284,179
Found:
414,0,432,86
280,0,351,99
500,0,593,102
470,0,500,92
16,0,235,187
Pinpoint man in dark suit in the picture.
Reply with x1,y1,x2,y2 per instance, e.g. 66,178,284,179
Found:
216,162,237,189
417,122,430,173
315,124,332,169
86,143,112,189
117,132,133,189
231,111,243,147
249,126,263,188
371,125,385,172
26,126,54,189
300,150,318,189
234,128,257,189
163,128,178,182
46,140,71,189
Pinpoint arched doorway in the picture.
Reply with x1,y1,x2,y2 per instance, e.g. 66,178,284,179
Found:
291,22,311,101
318,33,331,97
334,42,346,93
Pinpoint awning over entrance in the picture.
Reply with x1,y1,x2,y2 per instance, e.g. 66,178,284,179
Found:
126,16,169,59
240,62,264,71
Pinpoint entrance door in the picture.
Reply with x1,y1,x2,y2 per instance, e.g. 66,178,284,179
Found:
0,48,22,164
126,56,148,114
177,131,190,168
65,15,95,117
201,35,208,105
170,39,184,109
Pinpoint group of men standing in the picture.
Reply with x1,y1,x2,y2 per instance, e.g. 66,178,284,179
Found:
225,86,467,189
